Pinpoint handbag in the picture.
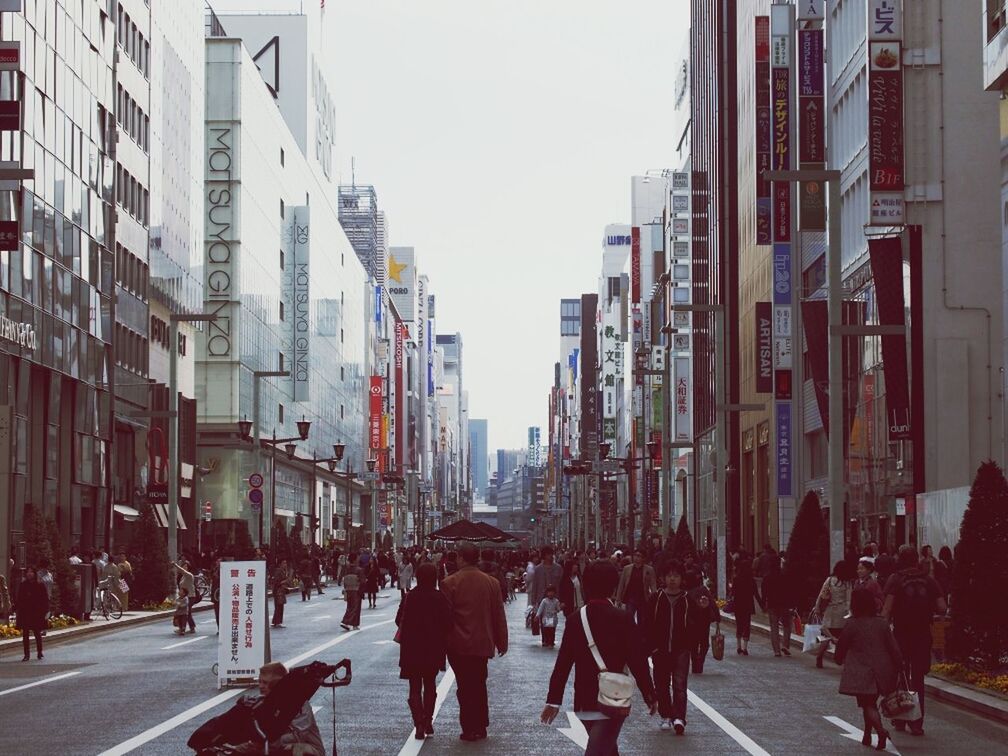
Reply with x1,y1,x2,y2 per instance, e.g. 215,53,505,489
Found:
581,606,633,719
802,611,827,654
532,614,541,636
118,578,130,594
723,598,735,615
792,612,803,636
711,624,725,661
881,674,922,721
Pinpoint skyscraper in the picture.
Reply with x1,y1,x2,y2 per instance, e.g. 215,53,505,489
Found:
470,419,489,498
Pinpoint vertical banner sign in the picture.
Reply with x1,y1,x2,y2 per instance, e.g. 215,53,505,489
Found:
292,207,310,401
868,0,904,225
798,28,826,231
868,236,911,440
601,312,618,442
580,294,600,458
631,227,641,303
427,294,435,396
395,320,405,469
755,16,772,244
674,357,691,443
218,561,267,688
755,302,773,393
776,402,792,496
369,376,382,451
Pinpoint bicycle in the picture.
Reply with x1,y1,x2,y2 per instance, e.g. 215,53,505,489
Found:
95,577,123,620
195,570,212,599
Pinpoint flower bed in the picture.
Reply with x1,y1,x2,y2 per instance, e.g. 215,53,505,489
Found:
931,663,1008,697
141,599,175,612
0,614,79,636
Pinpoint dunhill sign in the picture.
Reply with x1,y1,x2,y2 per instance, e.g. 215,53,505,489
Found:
0,315,36,350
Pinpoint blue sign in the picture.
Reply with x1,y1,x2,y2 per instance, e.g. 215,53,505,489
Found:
606,235,632,246
773,243,791,305
374,285,383,324
776,400,792,496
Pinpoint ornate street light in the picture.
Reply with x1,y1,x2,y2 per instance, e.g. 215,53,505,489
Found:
333,442,345,462
599,442,611,459
296,416,311,440
327,459,338,473
366,458,378,473
284,442,297,460
238,416,253,439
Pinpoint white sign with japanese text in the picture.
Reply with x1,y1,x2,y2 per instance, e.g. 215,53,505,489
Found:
218,561,267,688
674,356,692,443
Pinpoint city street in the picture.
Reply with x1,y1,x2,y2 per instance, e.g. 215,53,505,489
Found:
1,594,1004,755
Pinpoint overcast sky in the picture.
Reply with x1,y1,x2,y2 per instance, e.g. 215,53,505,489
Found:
212,0,688,456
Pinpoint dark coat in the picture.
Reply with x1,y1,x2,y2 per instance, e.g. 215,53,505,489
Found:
546,601,656,713
835,616,903,697
15,579,48,631
731,574,760,617
396,586,453,679
440,565,509,657
642,589,709,654
760,569,793,613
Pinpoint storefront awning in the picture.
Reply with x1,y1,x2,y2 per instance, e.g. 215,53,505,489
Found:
152,504,188,530
113,504,141,521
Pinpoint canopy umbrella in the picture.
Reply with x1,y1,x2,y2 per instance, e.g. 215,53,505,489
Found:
473,521,520,542
427,518,508,543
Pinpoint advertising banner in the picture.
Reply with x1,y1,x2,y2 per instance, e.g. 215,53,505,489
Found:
867,1,904,225
369,376,383,450
579,294,599,457
776,401,792,496
394,319,404,468
756,302,773,393
388,247,416,322
631,226,641,303
868,236,911,440
218,561,267,688
756,15,771,245
674,356,691,443
427,294,435,397
292,206,310,401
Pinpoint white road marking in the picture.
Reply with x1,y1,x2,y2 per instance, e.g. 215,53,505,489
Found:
302,602,326,611
372,640,396,645
557,710,589,748
98,618,396,755
161,635,209,650
310,615,331,622
200,619,216,625
396,667,457,756
0,671,82,698
824,715,901,754
687,690,771,756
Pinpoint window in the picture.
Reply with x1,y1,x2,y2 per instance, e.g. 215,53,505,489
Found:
279,301,285,321
280,199,284,218
279,249,284,270
278,404,285,424
280,148,284,166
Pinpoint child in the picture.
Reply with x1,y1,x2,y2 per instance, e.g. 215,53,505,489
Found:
536,585,561,648
174,587,190,635
505,570,516,602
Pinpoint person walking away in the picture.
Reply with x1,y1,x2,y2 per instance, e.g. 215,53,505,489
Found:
174,561,197,633
117,554,133,612
311,552,324,596
835,589,903,750
760,555,793,657
15,568,47,660
854,557,884,615
685,569,720,673
731,558,760,655
559,560,586,618
0,574,11,624
536,586,562,648
541,560,658,754
529,548,562,632
271,559,290,628
340,565,362,630
615,550,657,624
399,557,415,600
36,558,55,635
817,561,854,668
173,587,190,635
365,560,380,608
440,543,509,742
397,562,453,740
643,560,711,734
524,554,540,602
297,556,313,602
882,544,946,736
337,551,348,586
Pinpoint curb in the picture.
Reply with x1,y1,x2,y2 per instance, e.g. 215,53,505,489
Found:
720,613,1008,726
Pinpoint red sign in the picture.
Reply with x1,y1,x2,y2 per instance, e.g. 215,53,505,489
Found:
0,100,19,131
772,67,790,171
394,320,404,469
799,98,824,163
868,47,904,191
0,220,17,251
755,302,773,393
630,227,641,304
369,375,382,450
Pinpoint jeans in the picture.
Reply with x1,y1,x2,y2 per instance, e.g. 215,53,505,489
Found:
583,716,625,755
186,596,196,631
448,653,489,735
768,609,792,653
895,630,931,730
22,629,42,658
652,648,690,721
691,624,711,672
407,673,437,729
271,598,285,626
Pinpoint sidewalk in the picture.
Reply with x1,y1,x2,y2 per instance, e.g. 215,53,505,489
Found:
720,611,1008,725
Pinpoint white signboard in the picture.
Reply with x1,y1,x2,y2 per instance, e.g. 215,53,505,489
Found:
388,246,417,322
674,356,692,443
798,0,825,20
218,561,267,689
868,0,902,40
292,206,310,402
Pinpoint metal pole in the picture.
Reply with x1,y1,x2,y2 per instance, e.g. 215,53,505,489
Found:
168,319,179,569
271,429,277,546
827,177,845,565
254,378,262,547
714,306,727,600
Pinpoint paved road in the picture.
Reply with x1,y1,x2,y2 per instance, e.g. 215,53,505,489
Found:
0,591,1005,754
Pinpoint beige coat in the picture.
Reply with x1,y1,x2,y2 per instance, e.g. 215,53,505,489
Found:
440,565,508,658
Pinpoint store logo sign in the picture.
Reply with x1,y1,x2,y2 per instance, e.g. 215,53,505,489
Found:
0,315,37,350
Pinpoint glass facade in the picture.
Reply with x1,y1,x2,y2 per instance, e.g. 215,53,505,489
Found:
0,0,116,565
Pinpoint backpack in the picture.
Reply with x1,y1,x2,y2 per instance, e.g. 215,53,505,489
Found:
892,572,933,628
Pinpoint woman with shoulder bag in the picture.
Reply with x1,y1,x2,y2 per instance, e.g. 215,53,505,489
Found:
817,561,854,668
835,589,903,750
541,561,657,755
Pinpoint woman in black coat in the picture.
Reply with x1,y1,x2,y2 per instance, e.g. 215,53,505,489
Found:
731,558,761,656
16,567,48,661
396,561,453,741
365,560,380,608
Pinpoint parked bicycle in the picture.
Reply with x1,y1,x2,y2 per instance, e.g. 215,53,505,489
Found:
95,577,123,620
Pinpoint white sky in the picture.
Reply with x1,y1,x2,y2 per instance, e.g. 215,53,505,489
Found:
211,0,689,455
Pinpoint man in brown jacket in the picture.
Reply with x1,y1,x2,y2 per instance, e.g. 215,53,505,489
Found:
440,543,509,742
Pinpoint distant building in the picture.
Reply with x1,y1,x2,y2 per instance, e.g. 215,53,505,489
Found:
470,419,489,499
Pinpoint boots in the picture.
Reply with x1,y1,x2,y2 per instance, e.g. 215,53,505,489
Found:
740,638,749,656
408,696,425,739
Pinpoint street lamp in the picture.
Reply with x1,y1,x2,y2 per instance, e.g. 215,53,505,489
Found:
599,442,611,459
237,416,253,440
242,369,289,546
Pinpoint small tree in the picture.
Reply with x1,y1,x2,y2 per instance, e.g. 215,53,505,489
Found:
24,509,65,614
45,518,76,616
783,491,829,614
950,460,1008,670
23,508,54,572
129,503,173,605
672,514,696,562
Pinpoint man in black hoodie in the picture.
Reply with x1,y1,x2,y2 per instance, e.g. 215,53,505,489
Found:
643,560,710,735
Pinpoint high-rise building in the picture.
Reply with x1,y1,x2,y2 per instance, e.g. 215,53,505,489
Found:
469,418,488,499
338,184,381,280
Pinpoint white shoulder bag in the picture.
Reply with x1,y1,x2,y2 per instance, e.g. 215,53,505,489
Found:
580,606,634,718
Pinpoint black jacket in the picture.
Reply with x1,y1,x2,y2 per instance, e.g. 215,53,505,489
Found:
642,589,709,655
396,586,453,679
546,600,655,713
760,569,793,613
15,579,48,631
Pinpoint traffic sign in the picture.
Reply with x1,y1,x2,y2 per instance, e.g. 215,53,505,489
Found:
249,473,264,488
361,471,381,482
204,501,212,522
248,488,264,505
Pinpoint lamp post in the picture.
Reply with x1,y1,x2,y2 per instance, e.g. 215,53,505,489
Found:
239,370,288,546
240,415,310,547
366,457,378,551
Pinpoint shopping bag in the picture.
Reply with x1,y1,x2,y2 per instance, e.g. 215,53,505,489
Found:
802,613,826,654
531,614,541,636
881,680,922,722
711,626,725,661
525,606,534,628
792,613,803,636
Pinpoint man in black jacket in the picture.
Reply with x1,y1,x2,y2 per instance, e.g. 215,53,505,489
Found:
760,554,793,657
642,560,710,735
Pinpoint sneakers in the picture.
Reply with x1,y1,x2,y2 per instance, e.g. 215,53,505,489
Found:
674,719,685,735
660,718,672,731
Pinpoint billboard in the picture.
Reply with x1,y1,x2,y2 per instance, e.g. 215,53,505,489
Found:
388,246,416,322
755,15,772,244
291,206,310,401
580,294,600,458
867,1,904,226
755,302,773,394
674,357,691,443
369,375,383,451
